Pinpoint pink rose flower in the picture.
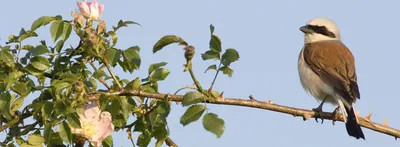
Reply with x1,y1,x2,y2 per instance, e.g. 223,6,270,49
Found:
70,103,114,147
77,0,104,20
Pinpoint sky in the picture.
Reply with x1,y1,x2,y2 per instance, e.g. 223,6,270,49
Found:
1,0,400,147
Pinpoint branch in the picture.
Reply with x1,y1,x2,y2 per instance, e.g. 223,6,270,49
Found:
165,137,178,147
89,61,110,90
90,89,400,139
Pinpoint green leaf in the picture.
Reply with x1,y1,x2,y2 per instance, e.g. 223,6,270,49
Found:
10,97,25,111
27,134,44,145
149,68,170,82
210,35,222,53
66,113,81,129
108,31,118,46
31,16,57,31
137,131,151,147
53,82,70,100
148,62,167,75
30,45,49,56
26,64,44,76
0,93,11,112
58,121,72,144
55,40,64,53
219,66,233,77
180,105,206,126
1,49,15,67
221,48,239,66
62,21,72,41
20,143,32,147
30,56,50,71
50,20,64,42
43,124,52,144
11,82,29,96
41,101,53,120
86,78,98,90
49,132,64,145
122,47,141,73
205,64,217,73
113,20,141,31
7,71,23,90
201,50,220,60
106,48,120,66
124,21,141,26
182,91,204,106
103,136,113,147
210,24,215,34
22,45,34,50
118,96,131,121
153,35,188,53
203,113,225,138
16,138,25,145
18,30,38,43
155,138,165,147
93,69,107,79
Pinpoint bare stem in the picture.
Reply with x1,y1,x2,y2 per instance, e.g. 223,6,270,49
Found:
89,61,110,90
103,59,122,89
208,62,222,92
187,60,209,97
165,137,178,147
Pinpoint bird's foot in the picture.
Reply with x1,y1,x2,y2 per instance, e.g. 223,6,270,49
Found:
331,106,340,125
312,106,324,124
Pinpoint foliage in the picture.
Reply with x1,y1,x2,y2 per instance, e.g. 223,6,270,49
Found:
0,2,239,147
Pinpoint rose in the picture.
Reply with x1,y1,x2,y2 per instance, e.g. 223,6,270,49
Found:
70,103,114,147
77,0,104,20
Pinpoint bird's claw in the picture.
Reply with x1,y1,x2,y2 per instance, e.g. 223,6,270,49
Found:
312,107,324,124
331,106,340,125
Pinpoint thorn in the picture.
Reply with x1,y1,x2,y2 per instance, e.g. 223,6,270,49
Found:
218,92,224,99
249,95,255,101
364,112,373,121
383,120,388,127
267,100,274,104
355,110,360,117
303,114,311,121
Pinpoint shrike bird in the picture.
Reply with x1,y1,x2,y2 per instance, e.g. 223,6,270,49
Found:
297,18,365,139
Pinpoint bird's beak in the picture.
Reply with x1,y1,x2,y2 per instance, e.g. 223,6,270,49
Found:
299,26,314,34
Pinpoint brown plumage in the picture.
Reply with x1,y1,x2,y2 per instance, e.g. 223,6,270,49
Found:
303,40,360,105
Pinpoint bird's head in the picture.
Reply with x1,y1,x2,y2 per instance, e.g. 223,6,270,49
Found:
300,18,341,43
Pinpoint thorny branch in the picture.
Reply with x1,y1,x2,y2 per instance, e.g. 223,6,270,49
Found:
90,89,400,139
165,137,178,147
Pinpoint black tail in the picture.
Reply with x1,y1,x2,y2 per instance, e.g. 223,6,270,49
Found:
345,107,365,139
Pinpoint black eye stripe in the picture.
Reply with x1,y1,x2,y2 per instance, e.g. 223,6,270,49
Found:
306,25,336,38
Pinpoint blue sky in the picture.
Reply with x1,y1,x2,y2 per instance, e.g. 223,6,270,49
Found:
1,0,400,146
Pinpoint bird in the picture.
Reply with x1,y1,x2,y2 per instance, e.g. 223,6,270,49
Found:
297,17,365,139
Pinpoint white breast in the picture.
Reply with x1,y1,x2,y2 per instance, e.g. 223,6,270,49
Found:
298,48,337,104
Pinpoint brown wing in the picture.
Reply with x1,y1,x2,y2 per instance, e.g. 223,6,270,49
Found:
303,41,360,103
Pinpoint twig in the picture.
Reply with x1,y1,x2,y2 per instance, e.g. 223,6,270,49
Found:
187,62,208,96
103,59,122,89
165,137,178,147
208,62,222,92
89,89,400,139
89,61,110,90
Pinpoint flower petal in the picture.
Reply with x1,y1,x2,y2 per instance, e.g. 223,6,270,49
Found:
92,112,114,142
77,1,91,17
89,1,100,20
98,3,104,17
83,103,101,120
